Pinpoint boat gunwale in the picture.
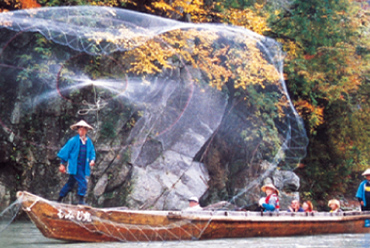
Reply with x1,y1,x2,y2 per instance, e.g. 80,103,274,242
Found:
17,191,370,222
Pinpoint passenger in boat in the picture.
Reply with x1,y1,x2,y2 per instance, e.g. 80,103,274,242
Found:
260,183,280,213
302,201,314,213
356,168,370,211
328,199,342,213
287,199,304,212
56,120,96,205
184,196,203,211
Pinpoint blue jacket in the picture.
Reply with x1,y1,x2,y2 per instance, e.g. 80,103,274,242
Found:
262,193,279,213
356,180,369,206
57,135,96,176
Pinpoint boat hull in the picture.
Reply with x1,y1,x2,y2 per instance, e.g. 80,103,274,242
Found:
16,191,370,242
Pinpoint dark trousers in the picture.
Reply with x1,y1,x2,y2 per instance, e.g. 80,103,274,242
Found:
361,205,370,211
59,164,87,197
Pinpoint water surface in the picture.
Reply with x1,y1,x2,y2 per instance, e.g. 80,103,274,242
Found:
1,221,370,248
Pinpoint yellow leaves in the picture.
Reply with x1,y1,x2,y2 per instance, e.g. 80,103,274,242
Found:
297,70,310,78
226,6,270,35
162,29,232,90
87,25,152,53
283,40,299,58
231,40,281,91
276,95,289,119
151,0,175,12
148,0,209,23
104,9,277,96
147,0,271,29
123,39,174,75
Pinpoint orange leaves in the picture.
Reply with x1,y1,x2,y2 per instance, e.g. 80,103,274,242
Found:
295,100,324,133
2,0,41,10
19,0,40,8
304,54,315,60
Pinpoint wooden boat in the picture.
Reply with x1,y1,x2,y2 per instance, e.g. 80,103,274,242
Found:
16,191,370,242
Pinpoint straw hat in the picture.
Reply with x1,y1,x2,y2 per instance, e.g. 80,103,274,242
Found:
261,183,279,195
70,120,94,131
188,196,199,203
362,169,370,176
328,199,340,208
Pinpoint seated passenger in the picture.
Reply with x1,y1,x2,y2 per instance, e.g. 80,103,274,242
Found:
302,200,314,213
287,199,304,212
259,183,279,213
184,196,203,211
328,199,342,213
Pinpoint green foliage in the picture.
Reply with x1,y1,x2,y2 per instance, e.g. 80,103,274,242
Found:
267,0,370,198
100,121,117,139
216,0,254,9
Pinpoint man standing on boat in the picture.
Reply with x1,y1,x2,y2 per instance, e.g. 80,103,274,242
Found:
356,168,370,211
57,120,96,205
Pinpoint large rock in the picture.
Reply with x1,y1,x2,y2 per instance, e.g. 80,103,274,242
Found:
128,151,209,210
0,20,308,212
122,77,226,210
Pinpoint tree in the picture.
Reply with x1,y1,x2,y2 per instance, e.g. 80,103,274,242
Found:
266,0,370,198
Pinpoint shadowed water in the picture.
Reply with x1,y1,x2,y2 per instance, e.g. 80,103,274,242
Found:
1,221,370,248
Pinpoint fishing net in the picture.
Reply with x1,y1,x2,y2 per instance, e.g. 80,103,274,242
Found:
0,6,308,241
0,198,21,234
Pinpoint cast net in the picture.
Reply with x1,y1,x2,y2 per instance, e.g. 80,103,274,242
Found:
0,6,308,241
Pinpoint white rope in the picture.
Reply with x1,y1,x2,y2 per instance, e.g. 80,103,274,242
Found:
24,198,40,212
77,98,107,115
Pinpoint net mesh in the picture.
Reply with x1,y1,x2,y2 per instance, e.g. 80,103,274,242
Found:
0,6,308,241
0,198,21,234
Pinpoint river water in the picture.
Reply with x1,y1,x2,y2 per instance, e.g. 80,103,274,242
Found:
1,221,370,248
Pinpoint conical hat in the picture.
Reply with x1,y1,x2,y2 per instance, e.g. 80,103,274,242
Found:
362,169,370,176
261,183,279,195
70,120,94,130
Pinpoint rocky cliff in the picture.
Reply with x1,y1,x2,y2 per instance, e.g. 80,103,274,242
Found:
0,7,308,212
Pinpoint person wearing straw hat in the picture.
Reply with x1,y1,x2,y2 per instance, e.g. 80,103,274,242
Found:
57,120,96,205
259,183,280,213
356,168,370,211
328,199,342,213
